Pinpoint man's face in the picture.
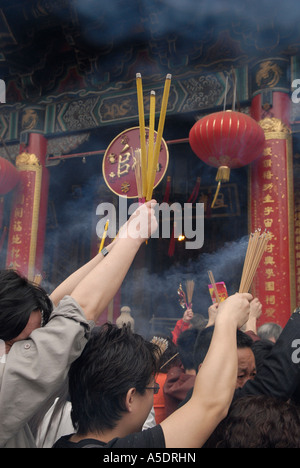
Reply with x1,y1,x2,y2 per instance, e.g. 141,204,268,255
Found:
236,347,256,388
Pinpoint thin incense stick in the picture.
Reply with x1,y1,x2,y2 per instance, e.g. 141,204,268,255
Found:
136,73,148,198
99,220,109,252
186,280,195,306
147,90,156,192
208,270,220,304
146,74,171,201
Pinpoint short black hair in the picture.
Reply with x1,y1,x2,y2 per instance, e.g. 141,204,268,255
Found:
193,326,253,370
177,328,199,371
0,269,52,341
68,323,159,435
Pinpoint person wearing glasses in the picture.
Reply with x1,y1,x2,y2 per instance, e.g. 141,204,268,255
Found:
53,292,252,448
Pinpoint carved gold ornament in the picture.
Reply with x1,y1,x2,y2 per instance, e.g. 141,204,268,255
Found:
16,152,41,167
258,117,291,134
256,61,282,88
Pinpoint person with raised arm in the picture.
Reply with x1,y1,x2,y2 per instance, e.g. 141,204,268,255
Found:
0,200,158,448
53,292,252,448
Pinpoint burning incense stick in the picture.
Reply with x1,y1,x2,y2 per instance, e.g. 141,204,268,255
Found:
146,74,171,201
136,73,148,199
160,352,180,370
239,230,269,293
208,270,220,304
99,220,109,252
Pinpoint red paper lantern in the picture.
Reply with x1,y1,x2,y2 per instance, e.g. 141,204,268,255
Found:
0,157,20,195
189,110,265,205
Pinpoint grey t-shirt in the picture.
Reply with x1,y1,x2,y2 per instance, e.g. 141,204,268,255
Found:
0,295,92,448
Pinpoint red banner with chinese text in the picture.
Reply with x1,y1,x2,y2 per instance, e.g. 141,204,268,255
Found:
6,161,43,280
249,125,296,327
295,185,300,309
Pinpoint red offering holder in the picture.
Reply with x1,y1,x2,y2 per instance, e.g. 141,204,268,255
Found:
208,281,228,304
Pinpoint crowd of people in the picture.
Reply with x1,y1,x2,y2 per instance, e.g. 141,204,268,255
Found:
0,199,300,449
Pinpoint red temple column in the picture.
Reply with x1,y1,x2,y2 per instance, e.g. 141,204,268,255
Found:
6,133,49,280
249,58,296,327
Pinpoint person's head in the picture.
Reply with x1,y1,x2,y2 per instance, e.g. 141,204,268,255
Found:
193,326,256,388
0,269,52,347
155,336,181,373
69,323,160,436
257,322,283,343
205,395,300,448
177,327,199,372
189,313,207,331
251,339,274,374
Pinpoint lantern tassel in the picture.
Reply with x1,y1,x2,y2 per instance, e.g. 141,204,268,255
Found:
211,166,230,208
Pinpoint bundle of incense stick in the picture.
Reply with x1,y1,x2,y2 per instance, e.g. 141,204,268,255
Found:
239,229,270,293
208,270,221,304
135,73,172,203
185,280,195,306
151,336,169,354
151,336,169,361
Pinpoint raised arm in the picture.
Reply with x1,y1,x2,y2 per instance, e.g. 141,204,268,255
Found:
49,241,116,307
70,200,158,323
160,293,252,448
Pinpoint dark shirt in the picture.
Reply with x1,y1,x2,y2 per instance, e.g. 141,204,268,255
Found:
52,424,165,448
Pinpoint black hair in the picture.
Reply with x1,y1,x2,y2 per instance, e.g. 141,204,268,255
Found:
205,395,300,448
193,326,253,370
69,323,159,435
0,269,53,341
252,339,274,373
177,327,199,371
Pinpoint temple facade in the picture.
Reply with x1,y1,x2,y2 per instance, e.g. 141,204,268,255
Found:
0,2,299,332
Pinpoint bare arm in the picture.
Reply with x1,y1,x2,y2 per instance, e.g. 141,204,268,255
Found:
70,201,158,323
50,242,116,307
160,293,252,448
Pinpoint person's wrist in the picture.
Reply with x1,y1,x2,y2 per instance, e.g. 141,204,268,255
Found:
215,308,239,329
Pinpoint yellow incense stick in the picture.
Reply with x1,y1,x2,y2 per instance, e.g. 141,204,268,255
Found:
136,73,147,198
99,220,109,252
146,74,171,201
147,90,156,190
